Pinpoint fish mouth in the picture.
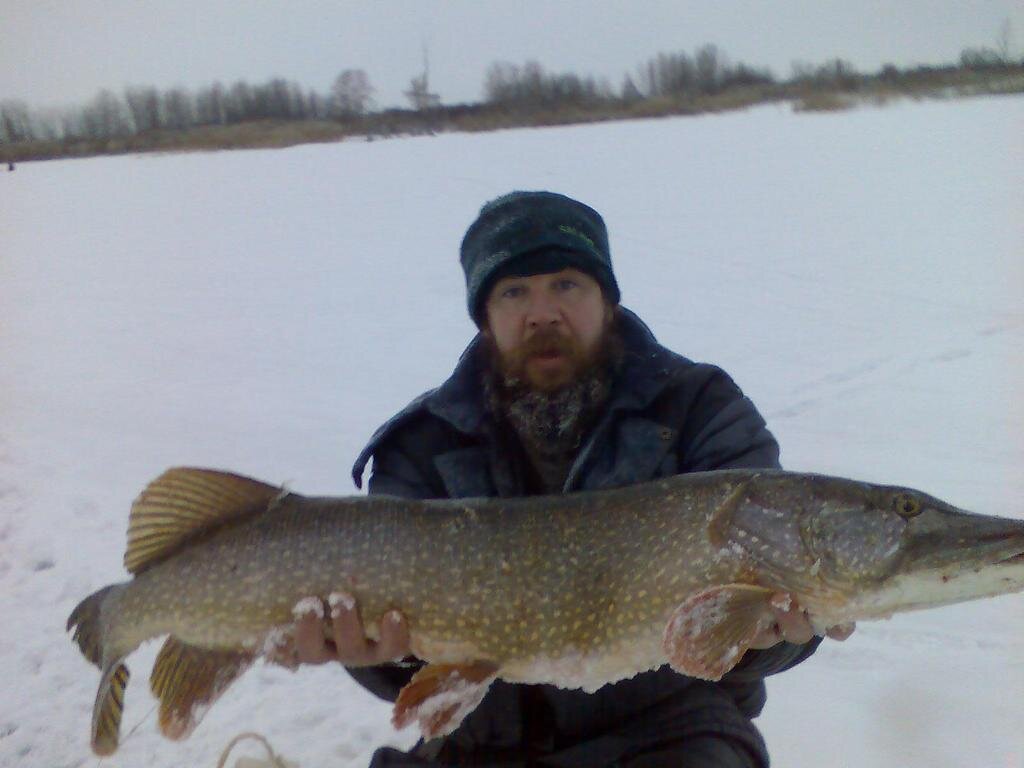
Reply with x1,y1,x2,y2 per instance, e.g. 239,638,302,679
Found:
996,552,1024,565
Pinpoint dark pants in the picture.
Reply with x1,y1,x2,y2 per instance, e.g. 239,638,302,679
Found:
368,732,763,767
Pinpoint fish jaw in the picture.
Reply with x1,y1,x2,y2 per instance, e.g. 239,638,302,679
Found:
897,506,1024,575
846,505,1024,618
824,551,1024,625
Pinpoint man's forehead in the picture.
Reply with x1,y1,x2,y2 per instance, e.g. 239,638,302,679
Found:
492,267,593,286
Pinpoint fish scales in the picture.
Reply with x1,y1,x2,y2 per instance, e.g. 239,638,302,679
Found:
109,476,737,664
68,466,1024,755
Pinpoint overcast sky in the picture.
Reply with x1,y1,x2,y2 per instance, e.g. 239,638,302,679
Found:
3,0,1022,110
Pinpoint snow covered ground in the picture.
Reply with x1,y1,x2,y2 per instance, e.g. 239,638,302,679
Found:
1,94,1022,767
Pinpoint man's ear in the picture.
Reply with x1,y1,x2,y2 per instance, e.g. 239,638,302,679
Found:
604,301,619,328
479,315,492,338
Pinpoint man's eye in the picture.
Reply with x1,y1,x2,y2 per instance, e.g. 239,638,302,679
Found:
554,279,577,291
502,285,525,299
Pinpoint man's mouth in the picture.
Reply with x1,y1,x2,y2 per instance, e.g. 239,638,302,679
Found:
532,349,563,360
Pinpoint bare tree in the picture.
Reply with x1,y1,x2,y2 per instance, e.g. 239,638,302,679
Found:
790,61,816,83
0,100,33,142
263,78,307,119
661,52,696,96
81,90,131,138
162,88,195,130
620,74,643,102
331,69,374,116
483,61,519,102
997,18,1013,63
695,44,725,94
306,89,328,120
195,82,227,126
124,86,162,132
32,108,63,141
225,81,253,123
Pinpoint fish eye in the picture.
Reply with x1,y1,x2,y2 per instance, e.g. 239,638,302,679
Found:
893,494,922,518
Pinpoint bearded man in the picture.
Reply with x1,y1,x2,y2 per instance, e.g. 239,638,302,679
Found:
289,192,848,767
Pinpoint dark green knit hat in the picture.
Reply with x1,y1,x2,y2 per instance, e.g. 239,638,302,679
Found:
460,191,620,324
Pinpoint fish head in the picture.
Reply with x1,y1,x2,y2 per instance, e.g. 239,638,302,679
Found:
714,473,1024,623
848,483,1024,618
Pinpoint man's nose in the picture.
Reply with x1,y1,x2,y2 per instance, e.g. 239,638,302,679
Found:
525,292,562,327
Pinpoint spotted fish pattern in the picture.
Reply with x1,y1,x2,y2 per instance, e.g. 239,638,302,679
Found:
68,466,1024,754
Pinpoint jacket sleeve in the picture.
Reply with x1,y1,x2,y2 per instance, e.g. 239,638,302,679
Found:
675,365,823,679
365,432,444,499
676,364,781,473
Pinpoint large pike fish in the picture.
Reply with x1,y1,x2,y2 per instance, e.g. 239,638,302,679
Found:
68,467,1024,755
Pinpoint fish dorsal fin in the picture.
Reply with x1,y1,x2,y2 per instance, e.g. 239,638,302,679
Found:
125,467,284,574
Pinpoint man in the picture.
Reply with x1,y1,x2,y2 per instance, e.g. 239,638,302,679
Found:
289,191,850,766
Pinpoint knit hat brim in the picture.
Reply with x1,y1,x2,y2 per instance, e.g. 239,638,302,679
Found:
474,248,617,320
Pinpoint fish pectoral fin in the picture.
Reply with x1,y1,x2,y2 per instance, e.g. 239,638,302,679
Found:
393,661,499,740
91,661,130,756
150,637,254,740
662,584,777,681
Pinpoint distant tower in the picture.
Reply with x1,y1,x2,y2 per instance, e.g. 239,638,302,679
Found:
405,43,441,111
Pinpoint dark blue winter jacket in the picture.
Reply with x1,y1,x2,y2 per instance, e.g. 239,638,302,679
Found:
349,308,819,767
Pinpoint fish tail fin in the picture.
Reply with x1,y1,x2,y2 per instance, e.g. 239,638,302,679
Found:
92,660,130,755
67,584,133,755
66,583,122,668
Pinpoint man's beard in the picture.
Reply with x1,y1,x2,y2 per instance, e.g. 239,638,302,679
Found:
487,311,617,394
481,313,622,492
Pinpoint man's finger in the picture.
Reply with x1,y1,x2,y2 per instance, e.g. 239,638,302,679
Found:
765,593,815,645
329,591,373,664
376,610,411,662
774,607,815,645
826,622,856,641
748,622,783,649
294,602,336,664
265,632,300,670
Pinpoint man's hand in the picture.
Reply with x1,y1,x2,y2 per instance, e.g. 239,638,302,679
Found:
749,592,855,649
269,593,412,668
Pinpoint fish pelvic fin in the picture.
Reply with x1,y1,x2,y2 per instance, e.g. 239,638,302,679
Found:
150,636,254,740
393,662,499,740
67,583,122,668
663,584,777,681
125,467,285,574
91,661,130,756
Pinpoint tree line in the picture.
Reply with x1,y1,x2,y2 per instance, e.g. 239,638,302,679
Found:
2,39,1021,145
0,71,375,143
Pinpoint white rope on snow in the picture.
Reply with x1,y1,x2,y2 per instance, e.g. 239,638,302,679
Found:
215,731,294,768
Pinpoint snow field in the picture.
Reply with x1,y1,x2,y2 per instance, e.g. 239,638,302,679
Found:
1,94,1022,767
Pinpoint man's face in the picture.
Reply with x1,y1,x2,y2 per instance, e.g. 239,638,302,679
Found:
482,267,613,392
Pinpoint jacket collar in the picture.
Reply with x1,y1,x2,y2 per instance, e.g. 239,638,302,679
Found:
351,307,686,490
